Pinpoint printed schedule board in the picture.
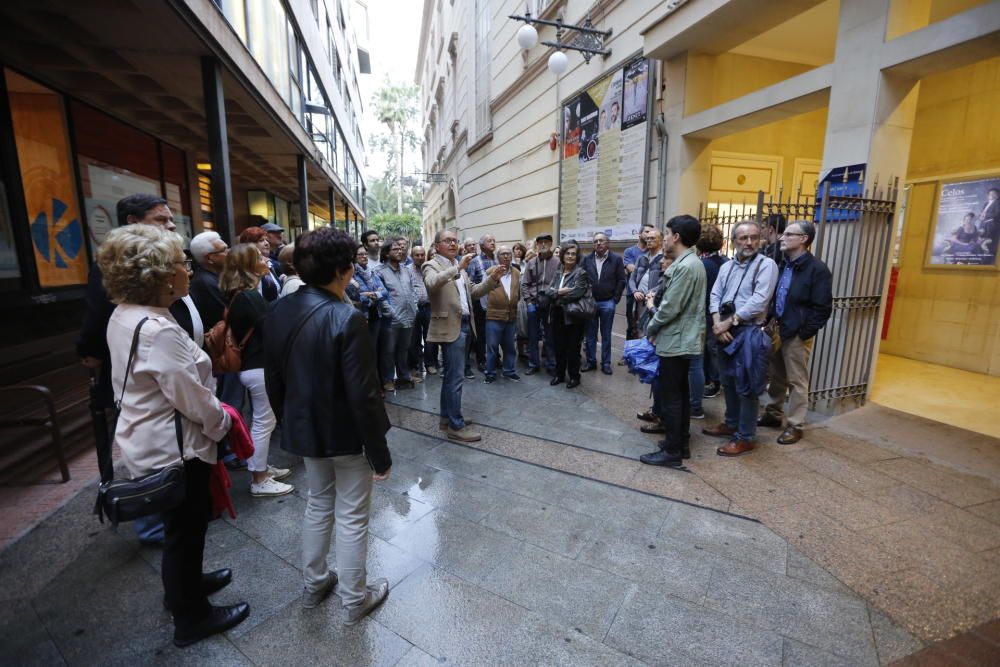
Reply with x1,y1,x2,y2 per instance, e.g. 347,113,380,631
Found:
558,57,651,243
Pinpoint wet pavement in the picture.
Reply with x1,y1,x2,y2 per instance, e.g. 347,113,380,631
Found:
1,393,921,666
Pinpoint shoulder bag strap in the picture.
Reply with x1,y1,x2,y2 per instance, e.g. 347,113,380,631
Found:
115,317,150,413
227,291,256,347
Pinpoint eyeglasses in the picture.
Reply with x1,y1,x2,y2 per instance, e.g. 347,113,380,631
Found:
175,259,193,271
207,247,229,256
735,235,760,243
440,238,458,245
780,232,807,238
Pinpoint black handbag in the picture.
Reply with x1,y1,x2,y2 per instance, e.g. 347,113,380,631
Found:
94,317,187,527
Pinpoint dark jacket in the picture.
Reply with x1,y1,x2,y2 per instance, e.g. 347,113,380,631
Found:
263,286,391,473
546,266,590,325
227,289,267,370
581,251,626,303
774,252,833,342
722,324,771,398
629,252,665,297
701,254,728,331
189,265,226,330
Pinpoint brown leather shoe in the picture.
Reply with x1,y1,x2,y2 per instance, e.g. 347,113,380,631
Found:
640,423,666,434
777,427,803,444
702,423,736,438
717,440,755,457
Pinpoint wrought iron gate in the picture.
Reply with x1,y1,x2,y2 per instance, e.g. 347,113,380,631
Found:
697,180,898,414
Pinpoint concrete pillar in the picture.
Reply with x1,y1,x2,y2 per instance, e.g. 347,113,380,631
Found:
297,155,308,234
661,54,711,221
201,56,235,244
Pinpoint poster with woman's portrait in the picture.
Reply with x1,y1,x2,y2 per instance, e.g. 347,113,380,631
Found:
926,175,1000,269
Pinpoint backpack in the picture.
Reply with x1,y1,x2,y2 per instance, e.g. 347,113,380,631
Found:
204,293,253,375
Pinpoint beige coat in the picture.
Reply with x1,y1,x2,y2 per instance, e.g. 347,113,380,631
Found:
422,254,497,343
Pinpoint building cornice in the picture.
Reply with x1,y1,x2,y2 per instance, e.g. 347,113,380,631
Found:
414,0,435,84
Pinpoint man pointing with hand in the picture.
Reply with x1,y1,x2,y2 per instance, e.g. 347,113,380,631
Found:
423,228,503,442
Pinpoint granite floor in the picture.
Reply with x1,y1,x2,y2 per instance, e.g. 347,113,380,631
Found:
0,418,921,666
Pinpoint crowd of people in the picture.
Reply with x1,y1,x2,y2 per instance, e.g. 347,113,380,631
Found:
78,191,834,647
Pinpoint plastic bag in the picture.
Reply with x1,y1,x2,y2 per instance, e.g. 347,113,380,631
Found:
622,338,659,384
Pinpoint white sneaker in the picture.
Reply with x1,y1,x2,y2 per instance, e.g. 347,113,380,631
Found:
250,477,294,497
266,464,291,481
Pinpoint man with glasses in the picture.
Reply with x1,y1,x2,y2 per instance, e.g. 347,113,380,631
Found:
758,221,832,444
423,229,503,442
189,231,230,330
702,220,778,457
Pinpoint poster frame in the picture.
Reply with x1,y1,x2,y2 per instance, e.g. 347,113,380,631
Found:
923,174,1000,271
555,50,654,245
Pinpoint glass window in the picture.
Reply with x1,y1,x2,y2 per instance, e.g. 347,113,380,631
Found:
218,0,247,43
6,69,88,288
248,0,290,107
474,0,492,139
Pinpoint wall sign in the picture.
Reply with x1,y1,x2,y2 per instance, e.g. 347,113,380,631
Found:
926,175,1000,269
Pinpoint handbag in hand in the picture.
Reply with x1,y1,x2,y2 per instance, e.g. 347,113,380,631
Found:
564,286,597,322
94,317,187,527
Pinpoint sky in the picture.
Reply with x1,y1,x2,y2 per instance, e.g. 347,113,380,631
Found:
356,0,424,183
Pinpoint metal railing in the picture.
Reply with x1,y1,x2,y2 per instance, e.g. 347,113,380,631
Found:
697,180,898,414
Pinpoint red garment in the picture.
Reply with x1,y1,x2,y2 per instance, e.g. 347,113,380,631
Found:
209,402,255,519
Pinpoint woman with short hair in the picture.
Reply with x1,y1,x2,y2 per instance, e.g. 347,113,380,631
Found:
547,242,591,388
263,227,392,624
238,226,281,300
219,244,294,497
101,224,248,646
278,243,304,297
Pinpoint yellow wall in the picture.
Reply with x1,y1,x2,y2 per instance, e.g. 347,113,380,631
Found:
882,56,1000,375
708,108,828,198
887,0,992,40
685,53,816,116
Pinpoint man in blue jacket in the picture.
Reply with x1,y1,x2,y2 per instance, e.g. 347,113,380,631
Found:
581,232,626,374
703,221,778,457
758,220,833,444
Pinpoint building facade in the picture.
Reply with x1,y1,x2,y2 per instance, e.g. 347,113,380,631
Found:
0,0,370,373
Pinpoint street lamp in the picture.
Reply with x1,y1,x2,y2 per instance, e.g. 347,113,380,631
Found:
509,9,612,77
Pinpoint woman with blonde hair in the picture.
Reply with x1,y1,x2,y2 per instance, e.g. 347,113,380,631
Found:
101,224,248,646
219,243,294,497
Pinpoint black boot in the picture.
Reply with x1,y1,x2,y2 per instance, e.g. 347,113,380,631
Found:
173,602,250,648
640,448,684,468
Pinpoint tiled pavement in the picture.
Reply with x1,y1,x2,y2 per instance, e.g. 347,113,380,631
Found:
2,408,921,665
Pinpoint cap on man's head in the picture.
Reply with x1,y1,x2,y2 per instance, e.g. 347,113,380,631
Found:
535,233,553,243
261,222,284,233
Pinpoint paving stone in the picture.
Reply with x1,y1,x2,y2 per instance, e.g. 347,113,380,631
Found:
576,524,717,605
627,464,733,511
868,605,923,665
806,429,899,463
101,635,251,666
373,565,640,666
964,499,1000,527
659,503,788,575
481,493,598,559
480,542,636,640
395,464,518,522
394,645,446,666
786,545,854,596
200,540,304,640
223,492,306,565
788,448,900,494
859,484,955,522
367,486,436,541
870,459,1000,507
782,637,857,666
776,472,903,530
605,586,784,666
388,510,520,584
234,596,412,666
386,427,442,461
703,562,878,665
561,475,676,537
326,534,426,589
0,599,68,666
905,504,1000,553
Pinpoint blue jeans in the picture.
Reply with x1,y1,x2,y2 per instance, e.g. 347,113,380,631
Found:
585,299,616,368
440,319,470,430
485,319,516,378
527,303,555,371
720,351,759,442
688,353,705,412
134,513,165,544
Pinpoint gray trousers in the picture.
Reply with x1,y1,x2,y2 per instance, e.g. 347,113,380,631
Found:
380,325,413,383
302,454,374,608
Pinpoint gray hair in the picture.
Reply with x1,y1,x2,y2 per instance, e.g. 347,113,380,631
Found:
479,233,494,245
731,220,761,242
189,231,222,266
434,228,458,244
789,220,817,246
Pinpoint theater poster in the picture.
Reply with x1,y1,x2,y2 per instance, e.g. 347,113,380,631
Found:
559,56,652,243
926,175,1000,269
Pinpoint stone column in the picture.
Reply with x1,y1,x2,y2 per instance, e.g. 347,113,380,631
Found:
661,54,711,221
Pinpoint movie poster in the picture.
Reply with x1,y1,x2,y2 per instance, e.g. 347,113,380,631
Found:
559,57,651,242
927,176,1000,268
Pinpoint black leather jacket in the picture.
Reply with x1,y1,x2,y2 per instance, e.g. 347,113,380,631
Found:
773,252,833,342
263,286,391,473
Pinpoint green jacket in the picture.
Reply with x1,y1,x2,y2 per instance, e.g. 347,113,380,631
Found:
645,248,707,357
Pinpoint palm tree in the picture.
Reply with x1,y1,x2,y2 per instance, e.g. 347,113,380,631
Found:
371,78,419,214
